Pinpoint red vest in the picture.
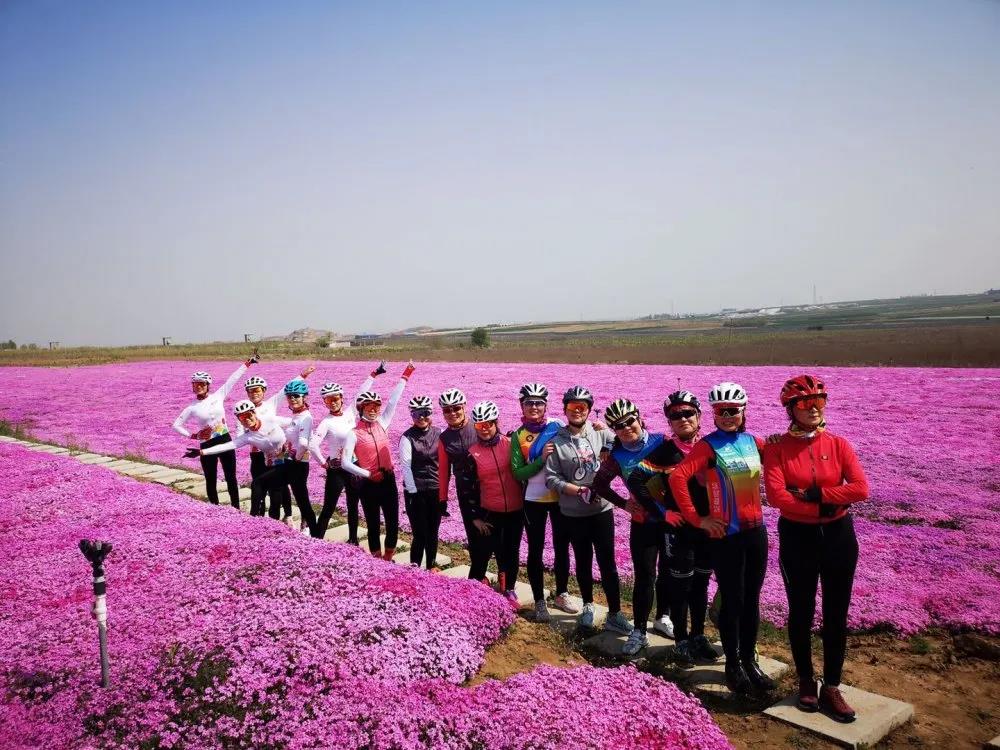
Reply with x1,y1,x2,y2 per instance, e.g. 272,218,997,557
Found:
468,435,524,513
353,420,393,474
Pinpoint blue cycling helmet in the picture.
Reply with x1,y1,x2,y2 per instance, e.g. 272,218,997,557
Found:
284,379,309,397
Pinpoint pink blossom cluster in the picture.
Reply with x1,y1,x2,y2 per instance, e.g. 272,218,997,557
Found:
0,443,731,749
1,361,998,634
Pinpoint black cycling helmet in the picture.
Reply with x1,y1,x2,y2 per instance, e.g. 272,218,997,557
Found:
664,390,701,415
562,385,594,407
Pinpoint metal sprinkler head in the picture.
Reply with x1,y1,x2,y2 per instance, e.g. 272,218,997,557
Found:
79,539,112,688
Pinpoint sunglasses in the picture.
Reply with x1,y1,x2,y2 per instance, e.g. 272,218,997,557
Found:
611,415,639,431
286,394,304,400
714,407,743,418
474,421,495,429
668,409,698,421
523,400,547,408
442,405,464,415
793,396,827,411
411,409,432,419
565,401,590,412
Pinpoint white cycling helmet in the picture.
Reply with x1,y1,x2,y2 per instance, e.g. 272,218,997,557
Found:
708,382,748,406
320,382,344,397
408,395,433,411
356,390,382,406
519,382,549,402
191,371,212,384
471,400,500,422
439,388,467,407
244,375,267,391
233,399,256,415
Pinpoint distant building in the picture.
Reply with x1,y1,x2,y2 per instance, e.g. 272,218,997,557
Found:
351,334,382,347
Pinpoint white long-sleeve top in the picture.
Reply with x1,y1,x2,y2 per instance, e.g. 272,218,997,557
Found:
340,377,408,479
172,364,248,440
234,375,305,444
280,410,313,462
308,375,375,467
202,416,288,464
398,434,417,493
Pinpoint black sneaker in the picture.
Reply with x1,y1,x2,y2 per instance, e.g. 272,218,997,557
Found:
691,634,720,661
673,639,694,665
724,662,752,695
742,659,777,692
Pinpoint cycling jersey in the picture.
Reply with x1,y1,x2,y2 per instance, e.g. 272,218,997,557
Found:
202,415,288,465
670,430,765,536
591,430,666,518
763,430,868,524
623,436,708,523
341,377,407,479
399,425,442,493
510,417,562,502
278,410,313,462
172,364,247,439
437,422,478,503
308,375,375,466
468,434,524,515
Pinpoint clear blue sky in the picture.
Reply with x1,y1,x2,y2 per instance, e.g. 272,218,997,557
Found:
2,0,998,345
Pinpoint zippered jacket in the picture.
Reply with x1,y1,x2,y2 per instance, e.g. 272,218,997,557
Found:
762,430,868,524
468,435,524,516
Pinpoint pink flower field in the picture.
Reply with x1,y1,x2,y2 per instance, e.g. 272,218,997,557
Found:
1,360,998,634
0,442,731,749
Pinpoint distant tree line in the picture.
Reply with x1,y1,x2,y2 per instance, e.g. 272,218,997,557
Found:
0,340,16,350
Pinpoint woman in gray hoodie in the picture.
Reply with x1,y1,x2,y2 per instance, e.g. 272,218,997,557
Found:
544,386,633,634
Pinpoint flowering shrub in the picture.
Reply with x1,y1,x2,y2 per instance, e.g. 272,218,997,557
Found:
0,443,731,749
1,361,998,634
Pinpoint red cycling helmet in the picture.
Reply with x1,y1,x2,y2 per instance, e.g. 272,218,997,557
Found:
780,374,827,407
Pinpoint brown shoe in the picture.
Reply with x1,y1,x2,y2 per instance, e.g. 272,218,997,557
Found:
382,547,395,561
797,677,818,712
819,684,856,723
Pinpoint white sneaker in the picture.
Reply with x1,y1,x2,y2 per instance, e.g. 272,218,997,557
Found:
551,592,580,614
534,600,551,623
652,614,675,639
622,629,648,656
578,602,596,628
604,610,634,635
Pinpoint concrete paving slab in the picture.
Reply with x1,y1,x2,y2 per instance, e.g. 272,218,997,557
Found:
326,524,367,543
150,470,200,484
764,684,913,749
103,459,140,470
392,550,452,568
581,624,675,658
34,445,70,454
440,565,498,584
0,435,17,442
76,454,116,465
684,655,789,697
985,735,1000,749
117,464,165,477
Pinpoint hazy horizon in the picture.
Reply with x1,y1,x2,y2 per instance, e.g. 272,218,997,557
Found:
2,1,999,346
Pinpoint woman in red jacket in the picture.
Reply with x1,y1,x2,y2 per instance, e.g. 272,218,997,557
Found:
467,400,525,610
763,374,869,723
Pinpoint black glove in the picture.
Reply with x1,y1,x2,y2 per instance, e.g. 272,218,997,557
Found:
403,490,416,510
804,485,823,503
819,503,838,518
371,360,387,377
245,347,260,366
184,447,200,459
439,501,450,518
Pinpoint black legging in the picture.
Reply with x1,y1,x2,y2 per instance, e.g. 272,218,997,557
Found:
461,498,493,581
251,462,287,517
474,509,524,591
285,460,316,535
200,434,239,508
710,525,768,666
360,472,399,555
524,501,571,602
666,526,712,642
404,489,443,569
567,509,622,612
779,514,859,686
316,467,360,540
250,452,289,518
629,521,672,634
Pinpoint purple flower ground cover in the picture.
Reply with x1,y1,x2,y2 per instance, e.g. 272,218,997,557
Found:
1,361,998,634
0,443,731,749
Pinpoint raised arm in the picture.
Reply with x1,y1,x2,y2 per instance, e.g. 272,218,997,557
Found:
216,363,249,401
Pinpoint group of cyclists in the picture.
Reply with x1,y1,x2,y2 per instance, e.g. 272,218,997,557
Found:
173,355,869,723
